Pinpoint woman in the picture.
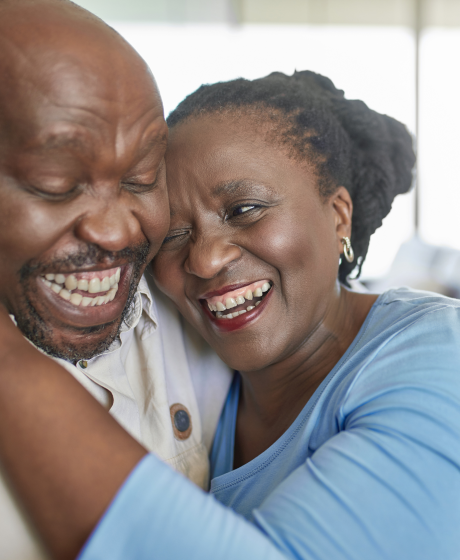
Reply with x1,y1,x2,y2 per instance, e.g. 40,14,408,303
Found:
0,71,459,560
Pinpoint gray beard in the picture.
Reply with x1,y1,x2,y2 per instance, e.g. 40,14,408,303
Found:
14,241,150,362
15,276,138,362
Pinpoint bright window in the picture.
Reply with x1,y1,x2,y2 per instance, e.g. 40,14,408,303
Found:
419,28,460,250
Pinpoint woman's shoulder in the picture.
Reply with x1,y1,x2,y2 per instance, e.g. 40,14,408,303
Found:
372,285,460,321
354,286,460,352
337,287,460,419
376,285,460,310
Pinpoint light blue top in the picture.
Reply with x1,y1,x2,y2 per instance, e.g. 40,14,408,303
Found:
79,288,460,560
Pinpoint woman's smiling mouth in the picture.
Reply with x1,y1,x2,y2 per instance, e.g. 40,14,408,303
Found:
201,280,273,330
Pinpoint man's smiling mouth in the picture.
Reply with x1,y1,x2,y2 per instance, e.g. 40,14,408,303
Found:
204,280,272,319
40,266,121,308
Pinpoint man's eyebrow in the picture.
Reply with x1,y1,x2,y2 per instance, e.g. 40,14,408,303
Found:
38,133,89,153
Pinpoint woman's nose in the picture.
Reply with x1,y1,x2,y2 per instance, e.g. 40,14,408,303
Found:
184,235,242,279
75,196,143,253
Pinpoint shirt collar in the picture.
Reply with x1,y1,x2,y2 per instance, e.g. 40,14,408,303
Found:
120,274,157,333
100,274,158,356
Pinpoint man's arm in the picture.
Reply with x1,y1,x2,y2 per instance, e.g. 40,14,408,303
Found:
0,306,146,560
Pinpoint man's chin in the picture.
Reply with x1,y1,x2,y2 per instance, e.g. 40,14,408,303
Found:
19,316,122,363
13,243,149,362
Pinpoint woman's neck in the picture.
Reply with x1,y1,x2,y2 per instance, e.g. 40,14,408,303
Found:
233,287,378,469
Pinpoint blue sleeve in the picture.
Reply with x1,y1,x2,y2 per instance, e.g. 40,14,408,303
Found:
79,307,460,560
78,453,286,560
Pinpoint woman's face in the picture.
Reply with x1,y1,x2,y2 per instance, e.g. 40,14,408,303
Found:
153,114,352,372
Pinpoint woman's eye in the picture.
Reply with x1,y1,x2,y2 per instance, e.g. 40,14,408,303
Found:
161,230,190,246
122,179,158,194
231,205,257,217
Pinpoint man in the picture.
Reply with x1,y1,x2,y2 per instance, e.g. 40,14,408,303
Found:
0,0,231,557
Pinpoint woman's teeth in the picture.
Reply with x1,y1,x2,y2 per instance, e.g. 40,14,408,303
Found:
207,281,271,319
40,268,121,308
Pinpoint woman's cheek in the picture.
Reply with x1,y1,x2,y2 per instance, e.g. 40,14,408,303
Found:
152,255,187,313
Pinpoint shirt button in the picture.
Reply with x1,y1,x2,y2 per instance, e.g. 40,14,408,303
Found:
170,404,192,440
79,360,88,369
174,410,190,433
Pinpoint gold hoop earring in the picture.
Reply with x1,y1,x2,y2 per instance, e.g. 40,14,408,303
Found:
341,236,354,263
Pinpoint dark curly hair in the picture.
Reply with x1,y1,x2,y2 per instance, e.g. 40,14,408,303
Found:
167,70,415,284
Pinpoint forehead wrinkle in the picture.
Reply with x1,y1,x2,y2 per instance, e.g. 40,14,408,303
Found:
138,132,168,162
116,125,167,165
0,51,118,142
114,102,166,160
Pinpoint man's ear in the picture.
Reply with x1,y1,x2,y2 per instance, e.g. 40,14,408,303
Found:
331,186,353,256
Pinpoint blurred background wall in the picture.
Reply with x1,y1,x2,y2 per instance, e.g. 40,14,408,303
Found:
74,0,460,295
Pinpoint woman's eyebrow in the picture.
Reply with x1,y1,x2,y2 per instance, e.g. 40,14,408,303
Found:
212,179,269,198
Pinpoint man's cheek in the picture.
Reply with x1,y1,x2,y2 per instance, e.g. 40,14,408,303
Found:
0,263,21,310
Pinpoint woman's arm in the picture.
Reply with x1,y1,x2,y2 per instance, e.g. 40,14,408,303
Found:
77,306,460,560
0,306,146,559
1,304,460,560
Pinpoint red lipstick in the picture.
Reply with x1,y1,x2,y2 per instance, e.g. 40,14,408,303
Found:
203,287,273,333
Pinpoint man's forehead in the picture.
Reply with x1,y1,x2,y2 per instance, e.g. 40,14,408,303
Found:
29,124,168,156
0,0,163,113
0,0,165,161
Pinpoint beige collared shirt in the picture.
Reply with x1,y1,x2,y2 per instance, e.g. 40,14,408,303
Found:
0,274,233,559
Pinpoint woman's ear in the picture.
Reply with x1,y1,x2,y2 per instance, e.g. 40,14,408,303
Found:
331,186,353,255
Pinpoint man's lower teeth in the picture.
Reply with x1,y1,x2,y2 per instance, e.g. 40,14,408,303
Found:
41,277,119,307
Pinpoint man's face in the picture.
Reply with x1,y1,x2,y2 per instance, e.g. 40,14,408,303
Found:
0,7,170,361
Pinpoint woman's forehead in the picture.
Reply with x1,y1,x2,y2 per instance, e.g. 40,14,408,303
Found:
166,113,318,196
165,117,322,223
168,113,299,172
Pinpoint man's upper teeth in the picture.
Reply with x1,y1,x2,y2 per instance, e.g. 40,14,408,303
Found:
40,267,121,308
207,281,271,312
44,268,120,289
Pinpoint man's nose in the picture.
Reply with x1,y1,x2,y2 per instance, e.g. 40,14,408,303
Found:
74,194,142,252
184,233,242,279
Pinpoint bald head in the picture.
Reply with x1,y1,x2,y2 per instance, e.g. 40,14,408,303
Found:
0,0,148,85
0,0,131,55
0,0,163,148
0,0,170,361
